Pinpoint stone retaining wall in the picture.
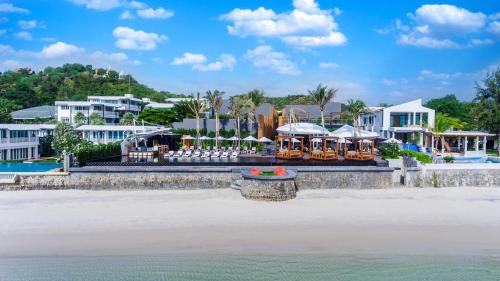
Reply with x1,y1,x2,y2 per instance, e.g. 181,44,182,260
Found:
414,164,500,188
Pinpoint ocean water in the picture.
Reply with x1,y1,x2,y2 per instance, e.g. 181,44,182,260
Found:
1,255,499,281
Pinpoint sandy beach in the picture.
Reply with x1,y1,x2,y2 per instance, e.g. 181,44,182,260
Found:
1,188,500,257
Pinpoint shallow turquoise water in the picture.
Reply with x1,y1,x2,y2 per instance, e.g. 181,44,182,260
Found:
0,162,62,172
1,255,499,281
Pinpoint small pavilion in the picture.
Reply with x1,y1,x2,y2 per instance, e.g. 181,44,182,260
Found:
309,136,339,160
275,123,327,160
330,125,378,160
432,130,495,156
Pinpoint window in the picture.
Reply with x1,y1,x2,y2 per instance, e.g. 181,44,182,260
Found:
93,105,102,111
416,113,421,125
60,105,70,110
61,117,70,123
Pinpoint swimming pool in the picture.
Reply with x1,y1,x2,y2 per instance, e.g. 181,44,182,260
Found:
0,162,62,172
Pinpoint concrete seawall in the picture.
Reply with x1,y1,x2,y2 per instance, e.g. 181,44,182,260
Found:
404,164,500,188
1,166,395,190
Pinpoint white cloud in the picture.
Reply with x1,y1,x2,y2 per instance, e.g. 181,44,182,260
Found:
14,31,33,41
468,38,495,46
488,21,500,35
67,0,122,11
398,34,459,48
128,1,147,9
417,69,471,81
0,3,29,13
18,20,38,29
172,53,236,72
120,11,134,20
112,27,167,50
245,45,300,75
0,42,139,72
171,53,207,65
137,7,174,19
220,0,347,48
39,42,83,59
381,4,496,48
319,62,339,69
193,54,236,72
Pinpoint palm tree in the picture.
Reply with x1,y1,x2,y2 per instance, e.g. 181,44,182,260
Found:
228,95,251,147
119,112,135,125
205,90,224,149
73,112,87,127
183,93,206,149
431,112,466,151
308,84,337,134
246,89,265,134
346,99,368,127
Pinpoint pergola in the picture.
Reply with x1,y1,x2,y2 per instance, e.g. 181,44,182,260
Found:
330,125,378,161
309,136,339,160
432,130,495,156
276,135,304,159
343,137,376,160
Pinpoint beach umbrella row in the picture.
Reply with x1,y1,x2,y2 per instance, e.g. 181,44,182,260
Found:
182,135,273,142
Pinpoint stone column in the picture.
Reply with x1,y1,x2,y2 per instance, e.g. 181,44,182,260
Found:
412,112,416,126
475,136,479,151
407,113,411,126
483,136,487,154
419,132,424,146
7,149,11,160
441,136,445,154
431,135,435,152
464,136,468,156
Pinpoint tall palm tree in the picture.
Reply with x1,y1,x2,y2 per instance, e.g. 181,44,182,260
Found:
431,112,466,151
228,95,251,147
308,84,337,134
183,93,206,149
246,89,265,134
346,99,368,127
205,90,224,149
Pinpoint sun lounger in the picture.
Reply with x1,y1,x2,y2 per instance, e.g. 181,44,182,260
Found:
173,150,183,158
230,151,238,159
183,150,192,158
201,151,210,158
193,150,201,157
211,150,220,158
221,151,229,158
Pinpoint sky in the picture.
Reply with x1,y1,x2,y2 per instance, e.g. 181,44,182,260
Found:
0,0,499,104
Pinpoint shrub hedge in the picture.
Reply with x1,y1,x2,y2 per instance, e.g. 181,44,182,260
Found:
75,142,122,162
399,149,432,164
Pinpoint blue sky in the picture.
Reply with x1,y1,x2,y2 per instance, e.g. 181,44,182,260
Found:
0,0,499,104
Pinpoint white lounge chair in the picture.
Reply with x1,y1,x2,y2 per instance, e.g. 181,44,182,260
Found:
167,151,175,157
251,147,256,154
193,150,201,157
211,150,220,158
173,150,183,158
230,151,238,159
201,151,210,159
221,151,229,158
183,150,192,158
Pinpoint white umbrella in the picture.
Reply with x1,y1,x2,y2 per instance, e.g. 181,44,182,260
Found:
181,135,194,140
383,137,402,144
215,136,226,140
243,136,258,142
258,137,272,143
227,136,239,141
199,136,212,140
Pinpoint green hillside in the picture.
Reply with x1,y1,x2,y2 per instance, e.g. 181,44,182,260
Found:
0,63,181,121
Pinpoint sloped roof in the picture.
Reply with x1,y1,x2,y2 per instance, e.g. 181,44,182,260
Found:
10,105,56,120
329,125,379,138
276,122,329,135
284,102,341,117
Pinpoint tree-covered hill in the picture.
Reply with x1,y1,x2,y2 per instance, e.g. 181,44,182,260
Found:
0,63,181,112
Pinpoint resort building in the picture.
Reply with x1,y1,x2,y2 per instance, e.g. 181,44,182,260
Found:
0,124,56,160
359,99,435,146
76,125,163,145
282,102,343,127
55,94,144,125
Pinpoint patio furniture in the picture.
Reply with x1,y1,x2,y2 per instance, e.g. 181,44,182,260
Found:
211,150,220,158
221,151,229,158
201,151,210,158
230,151,238,158
193,150,201,157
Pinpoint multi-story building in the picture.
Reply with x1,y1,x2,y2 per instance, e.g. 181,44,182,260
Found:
55,94,144,125
0,124,56,160
359,99,435,146
76,125,161,144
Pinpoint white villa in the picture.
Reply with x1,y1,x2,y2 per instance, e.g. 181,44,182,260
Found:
56,94,144,125
76,125,162,145
360,99,435,147
0,124,56,161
